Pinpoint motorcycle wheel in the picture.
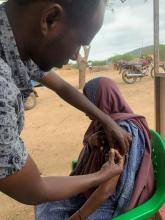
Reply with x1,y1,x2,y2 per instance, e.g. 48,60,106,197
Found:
24,92,37,110
150,67,154,78
151,66,165,78
122,69,137,84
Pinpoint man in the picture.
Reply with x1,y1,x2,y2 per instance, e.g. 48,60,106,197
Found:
88,61,93,72
0,0,131,205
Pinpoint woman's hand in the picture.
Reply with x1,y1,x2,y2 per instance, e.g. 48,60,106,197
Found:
102,116,132,155
88,119,132,155
88,131,107,149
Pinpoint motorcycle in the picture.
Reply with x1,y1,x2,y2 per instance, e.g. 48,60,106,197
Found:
121,63,153,84
24,80,41,110
24,88,39,111
120,56,154,84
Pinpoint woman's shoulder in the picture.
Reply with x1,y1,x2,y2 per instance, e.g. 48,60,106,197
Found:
119,120,137,129
118,120,144,137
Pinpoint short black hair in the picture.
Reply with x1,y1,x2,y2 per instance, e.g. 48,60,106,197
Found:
14,0,101,26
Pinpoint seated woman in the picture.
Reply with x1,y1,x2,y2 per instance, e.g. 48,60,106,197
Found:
35,77,154,220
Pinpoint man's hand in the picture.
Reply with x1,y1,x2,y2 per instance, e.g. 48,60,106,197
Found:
99,149,124,196
98,148,124,182
93,149,124,203
102,117,132,155
68,149,124,220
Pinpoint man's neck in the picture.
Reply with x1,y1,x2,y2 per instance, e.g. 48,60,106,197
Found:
5,0,30,61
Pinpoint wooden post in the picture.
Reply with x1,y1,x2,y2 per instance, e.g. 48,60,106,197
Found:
160,77,165,138
77,53,86,89
154,0,165,138
154,0,160,132
77,46,91,89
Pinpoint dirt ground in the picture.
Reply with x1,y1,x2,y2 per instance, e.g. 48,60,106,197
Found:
0,69,154,220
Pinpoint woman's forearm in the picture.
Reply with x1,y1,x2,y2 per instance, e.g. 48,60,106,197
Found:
69,186,112,220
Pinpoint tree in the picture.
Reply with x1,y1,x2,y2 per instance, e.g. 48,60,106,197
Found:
76,0,130,90
77,46,91,89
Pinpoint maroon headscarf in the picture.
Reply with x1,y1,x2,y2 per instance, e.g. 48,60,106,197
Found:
72,77,154,208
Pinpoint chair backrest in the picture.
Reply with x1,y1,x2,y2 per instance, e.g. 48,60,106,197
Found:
150,129,165,199
113,130,165,220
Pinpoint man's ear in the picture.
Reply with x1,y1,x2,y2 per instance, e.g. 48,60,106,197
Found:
41,4,64,36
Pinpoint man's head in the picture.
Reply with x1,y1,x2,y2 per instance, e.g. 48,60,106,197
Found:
7,0,107,71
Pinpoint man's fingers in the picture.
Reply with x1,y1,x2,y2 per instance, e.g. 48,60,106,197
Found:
124,138,129,153
97,135,105,141
114,150,124,163
125,133,132,145
124,133,132,152
118,138,126,155
98,136,106,145
114,149,123,160
114,150,124,169
128,133,132,142
119,131,132,155
97,130,105,136
92,131,107,147
109,148,115,163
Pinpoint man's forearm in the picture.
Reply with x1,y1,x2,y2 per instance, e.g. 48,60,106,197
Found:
0,156,117,206
42,173,102,203
41,71,110,124
41,71,131,155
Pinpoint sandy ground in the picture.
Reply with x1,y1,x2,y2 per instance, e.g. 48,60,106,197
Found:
0,69,154,220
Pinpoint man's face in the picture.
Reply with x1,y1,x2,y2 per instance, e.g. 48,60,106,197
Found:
29,1,106,71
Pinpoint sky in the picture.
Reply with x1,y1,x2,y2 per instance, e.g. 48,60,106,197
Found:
1,0,164,61
89,0,165,60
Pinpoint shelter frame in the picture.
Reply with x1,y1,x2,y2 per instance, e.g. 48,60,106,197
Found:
154,0,165,138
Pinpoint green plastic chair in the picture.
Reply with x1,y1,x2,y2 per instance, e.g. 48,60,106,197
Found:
72,130,165,220
113,129,165,220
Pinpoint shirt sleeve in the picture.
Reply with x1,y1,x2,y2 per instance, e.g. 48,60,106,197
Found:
0,75,28,179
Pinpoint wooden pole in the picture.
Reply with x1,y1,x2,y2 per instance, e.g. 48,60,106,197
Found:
154,0,160,133
77,46,91,89
154,0,165,138
160,77,165,138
